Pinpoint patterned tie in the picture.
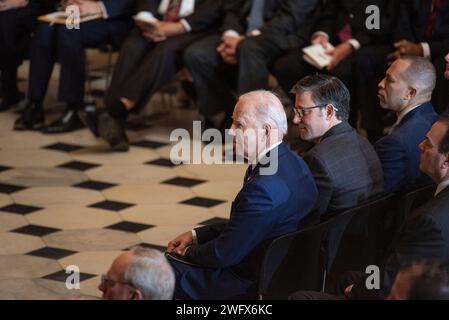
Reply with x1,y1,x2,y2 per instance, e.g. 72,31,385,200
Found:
338,22,353,43
425,0,444,38
247,0,265,33
164,0,183,22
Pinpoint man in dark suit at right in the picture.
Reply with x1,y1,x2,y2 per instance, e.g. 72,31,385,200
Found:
184,0,320,130
291,74,384,218
290,116,449,300
374,57,439,194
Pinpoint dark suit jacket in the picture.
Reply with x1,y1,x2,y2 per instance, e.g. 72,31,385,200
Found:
221,0,320,50
136,0,221,32
375,103,438,194
313,0,399,47
304,121,384,217
172,142,318,299
351,186,449,299
395,0,449,57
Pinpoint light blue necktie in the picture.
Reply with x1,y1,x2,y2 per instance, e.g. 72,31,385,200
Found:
247,0,265,33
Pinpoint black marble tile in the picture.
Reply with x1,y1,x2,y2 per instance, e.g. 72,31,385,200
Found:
0,165,12,173
43,143,84,153
162,177,206,188
106,221,155,233
11,225,61,237
0,183,26,194
58,161,100,171
26,247,77,260
0,204,42,215
42,270,96,283
131,140,168,149
180,197,226,208
145,158,180,168
89,200,134,212
73,180,116,191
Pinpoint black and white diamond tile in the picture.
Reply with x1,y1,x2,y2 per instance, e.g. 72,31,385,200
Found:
73,180,117,191
42,270,96,283
0,165,12,173
0,203,42,215
89,200,135,212
58,161,101,171
145,158,180,168
106,221,155,233
162,177,206,188
0,183,27,194
131,140,168,149
11,225,61,237
26,247,77,260
43,143,85,153
180,197,226,208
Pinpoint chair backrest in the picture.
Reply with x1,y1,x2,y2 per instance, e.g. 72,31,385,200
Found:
324,193,395,289
258,219,335,300
401,184,436,217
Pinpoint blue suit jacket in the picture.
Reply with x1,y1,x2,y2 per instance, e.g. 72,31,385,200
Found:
374,102,438,193
170,142,318,299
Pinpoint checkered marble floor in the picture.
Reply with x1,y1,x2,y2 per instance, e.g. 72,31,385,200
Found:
0,52,247,299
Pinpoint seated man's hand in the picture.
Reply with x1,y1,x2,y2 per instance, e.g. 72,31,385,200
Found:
72,0,102,16
389,40,424,60
344,284,354,297
167,231,194,256
0,0,28,12
326,42,353,71
157,21,186,38
217,36,243,65
311,34,329,47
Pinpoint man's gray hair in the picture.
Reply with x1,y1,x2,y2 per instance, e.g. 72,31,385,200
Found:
238,90,288,135
400,56,437,98
124,247,175,300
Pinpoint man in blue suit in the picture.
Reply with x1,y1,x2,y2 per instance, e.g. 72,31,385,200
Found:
166,90,318,299
375,56,439,193
14,0,135,133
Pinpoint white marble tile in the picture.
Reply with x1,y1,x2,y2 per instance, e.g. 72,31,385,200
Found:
12,187,104,207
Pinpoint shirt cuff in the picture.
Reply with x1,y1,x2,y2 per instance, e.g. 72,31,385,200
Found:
248,29,262,37
347,38,361,51
191,229,198,245
180,19,191,32
312,31,329,42
223,30,241,39
98,1,108,19
421,42,431,60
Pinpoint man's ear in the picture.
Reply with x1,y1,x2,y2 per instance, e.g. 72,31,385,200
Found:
407,87,417,99
443,153,449,170
130,289,144,300
326,104,335,120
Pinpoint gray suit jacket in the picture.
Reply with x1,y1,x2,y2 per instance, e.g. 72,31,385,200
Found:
304,121,384,217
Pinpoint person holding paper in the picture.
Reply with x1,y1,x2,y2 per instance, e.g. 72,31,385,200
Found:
0,0,54,111
13,0,134,133
79,0,223,152
273,0,399,139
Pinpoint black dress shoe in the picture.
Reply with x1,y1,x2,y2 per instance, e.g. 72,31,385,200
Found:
13,103,45,131
41,109,84,134
97,112,129,152
78,109,101,137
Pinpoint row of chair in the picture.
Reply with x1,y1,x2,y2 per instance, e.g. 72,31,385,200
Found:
258,184,437,299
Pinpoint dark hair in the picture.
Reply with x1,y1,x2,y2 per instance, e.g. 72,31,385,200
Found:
437,115,449,154
290,74,350,121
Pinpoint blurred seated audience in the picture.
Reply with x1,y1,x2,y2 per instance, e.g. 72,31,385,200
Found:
14,0,134,133
387,260,449,300
183,0,320,131
291,74,383,219
0,0,54,111
79,0,222,151
374,57,438,193
99,246,175,300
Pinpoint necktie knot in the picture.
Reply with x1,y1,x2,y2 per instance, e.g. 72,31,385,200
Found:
164,0,183,22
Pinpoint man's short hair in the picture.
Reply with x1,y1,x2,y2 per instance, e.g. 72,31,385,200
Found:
399,56,437,98
290,74,350,121
238,90,288,135
124,247,175,300
437,115,449,154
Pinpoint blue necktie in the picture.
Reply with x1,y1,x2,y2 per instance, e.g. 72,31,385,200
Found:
247,0,265,33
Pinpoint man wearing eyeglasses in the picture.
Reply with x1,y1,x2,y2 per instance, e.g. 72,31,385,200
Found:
99,247,175,300
291,74,384,219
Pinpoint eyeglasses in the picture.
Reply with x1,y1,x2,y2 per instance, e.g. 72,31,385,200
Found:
101,274,133,288
292,104,339,118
